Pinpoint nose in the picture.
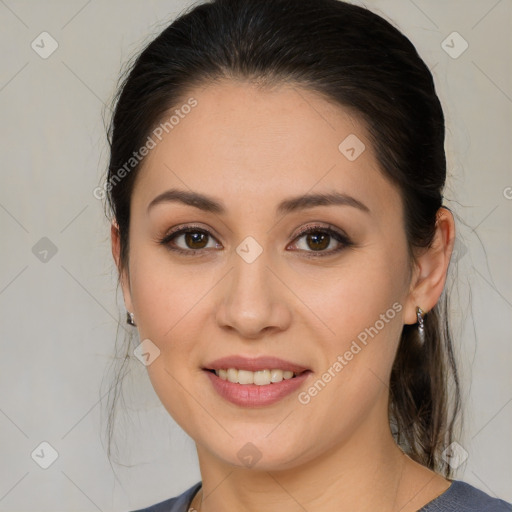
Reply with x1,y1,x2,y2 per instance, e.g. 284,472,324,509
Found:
215,247,292,339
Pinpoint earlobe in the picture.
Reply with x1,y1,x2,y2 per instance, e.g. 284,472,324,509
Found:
403,207,456,325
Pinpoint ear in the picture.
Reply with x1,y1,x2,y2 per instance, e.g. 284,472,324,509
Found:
403,207,456,325
111,219,134,313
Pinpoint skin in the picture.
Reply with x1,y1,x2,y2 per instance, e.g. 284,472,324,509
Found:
112,80,456,511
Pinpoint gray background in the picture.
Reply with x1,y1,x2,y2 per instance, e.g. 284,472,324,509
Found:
0,0,511,510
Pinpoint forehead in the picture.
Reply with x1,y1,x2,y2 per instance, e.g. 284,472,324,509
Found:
132,79,402,219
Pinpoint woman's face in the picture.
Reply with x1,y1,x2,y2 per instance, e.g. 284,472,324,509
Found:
117,80,418,470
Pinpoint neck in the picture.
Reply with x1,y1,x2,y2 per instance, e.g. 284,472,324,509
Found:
194,415,428,512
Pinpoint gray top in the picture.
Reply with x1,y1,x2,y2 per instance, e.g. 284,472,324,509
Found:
130,480,512,511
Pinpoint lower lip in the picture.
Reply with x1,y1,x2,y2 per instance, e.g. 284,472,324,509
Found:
204,370,311,407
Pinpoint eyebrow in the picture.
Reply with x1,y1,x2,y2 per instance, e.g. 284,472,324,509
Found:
147,188,370,215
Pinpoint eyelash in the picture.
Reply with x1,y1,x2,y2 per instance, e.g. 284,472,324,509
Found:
158,223,353,258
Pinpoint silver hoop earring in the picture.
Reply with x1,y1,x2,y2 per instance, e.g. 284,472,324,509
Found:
126,311,137,326
416,306,425,345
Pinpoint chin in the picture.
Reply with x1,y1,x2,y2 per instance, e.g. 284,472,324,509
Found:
207,432,313,472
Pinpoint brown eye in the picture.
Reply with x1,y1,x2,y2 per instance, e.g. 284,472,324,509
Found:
289,226,353,257
160,227,221,254
183,231,209,249
304,232,330,251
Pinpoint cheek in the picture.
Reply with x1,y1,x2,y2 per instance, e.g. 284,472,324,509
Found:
294,265,405,436
128,248,214,436
128,244,213,341
288,245,409,411
292,250,408,348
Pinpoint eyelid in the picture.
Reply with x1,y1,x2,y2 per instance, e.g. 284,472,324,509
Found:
290,222,347,241
162,222,220,241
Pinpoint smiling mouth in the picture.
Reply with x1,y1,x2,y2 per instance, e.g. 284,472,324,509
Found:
205,368,308,385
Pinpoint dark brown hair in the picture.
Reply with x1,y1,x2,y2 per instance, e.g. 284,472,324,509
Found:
103,0,461,477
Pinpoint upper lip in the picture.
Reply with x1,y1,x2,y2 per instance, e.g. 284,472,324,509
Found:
204,355,310,374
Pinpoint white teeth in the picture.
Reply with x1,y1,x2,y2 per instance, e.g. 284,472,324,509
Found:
237,370,254,385
214,368,298,385
227,368,238,383
254,369,270,385
270,369,283,382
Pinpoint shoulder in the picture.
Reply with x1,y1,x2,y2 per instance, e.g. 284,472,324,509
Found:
128,482,202,512
420,480,512,511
